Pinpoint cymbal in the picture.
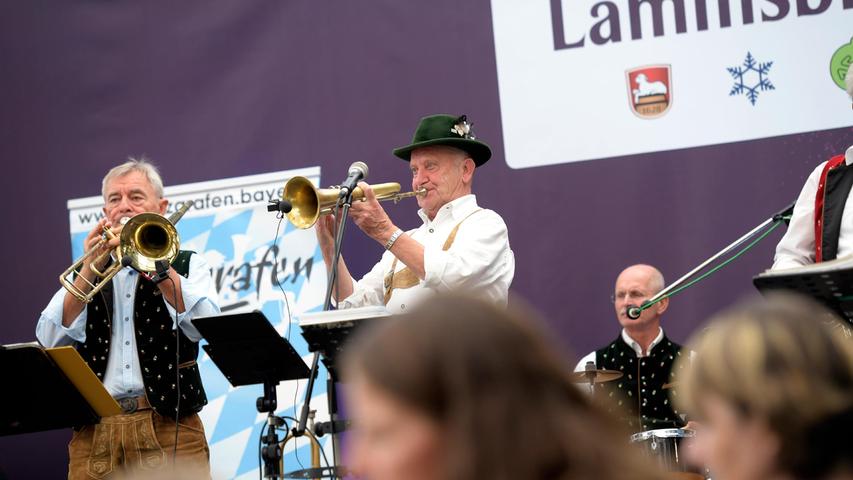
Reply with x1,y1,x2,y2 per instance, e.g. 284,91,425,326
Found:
571,369,623,384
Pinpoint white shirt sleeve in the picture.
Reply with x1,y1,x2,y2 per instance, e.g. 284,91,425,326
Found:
36,287,88,347
772,162,825,270
422,210,514,303
340,250,395,309
574,351,597,372
164,253,221,342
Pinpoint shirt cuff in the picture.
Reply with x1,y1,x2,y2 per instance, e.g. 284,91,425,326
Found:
39,288,88,344
339,277,372,309
163,285,218,342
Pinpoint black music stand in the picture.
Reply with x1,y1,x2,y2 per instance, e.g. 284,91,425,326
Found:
300,314,383,379
193,311,311,480
296,308,389,450
754,265,853,325
1,344,99,436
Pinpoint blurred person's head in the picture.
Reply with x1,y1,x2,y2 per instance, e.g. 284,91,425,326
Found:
676,294,853,480
343,293,667,480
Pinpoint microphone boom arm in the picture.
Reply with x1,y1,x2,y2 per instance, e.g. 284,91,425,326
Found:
626,201,795,319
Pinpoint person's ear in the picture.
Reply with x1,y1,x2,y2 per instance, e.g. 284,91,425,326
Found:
462,158,475,183
656,297,670,315
159,198,168,215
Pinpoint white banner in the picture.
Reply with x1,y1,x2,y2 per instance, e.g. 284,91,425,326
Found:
491,0,853,168
67,166,329,480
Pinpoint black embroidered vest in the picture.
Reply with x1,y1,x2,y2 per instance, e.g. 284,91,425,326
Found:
594,333,685,432
820,163,853,262
75,251,207,418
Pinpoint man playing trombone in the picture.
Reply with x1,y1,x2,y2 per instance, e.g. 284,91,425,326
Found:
316,114,515,311
36,158,219,479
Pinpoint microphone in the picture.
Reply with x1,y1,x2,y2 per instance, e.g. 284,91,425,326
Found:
338,162,369,198
772,200,796,226
626,304,643,320
266,199,292,214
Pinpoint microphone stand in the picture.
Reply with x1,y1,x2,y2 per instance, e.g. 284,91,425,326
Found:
291,190,353,479
627,201,795,319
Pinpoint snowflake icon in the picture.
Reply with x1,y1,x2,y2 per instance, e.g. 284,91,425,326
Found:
727,52,775,106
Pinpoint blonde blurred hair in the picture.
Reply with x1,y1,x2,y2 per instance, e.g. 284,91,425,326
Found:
676,294,853,478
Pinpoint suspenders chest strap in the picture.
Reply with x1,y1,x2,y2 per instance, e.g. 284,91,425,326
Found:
383,209,483,304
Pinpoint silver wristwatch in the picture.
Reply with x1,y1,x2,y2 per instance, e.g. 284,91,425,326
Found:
385,229,404,250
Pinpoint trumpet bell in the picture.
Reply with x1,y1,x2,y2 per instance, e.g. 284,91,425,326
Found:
284,176,338,229
282,175,419,229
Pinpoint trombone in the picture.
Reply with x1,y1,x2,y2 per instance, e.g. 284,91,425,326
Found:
59,202,192,303
282,176,426,229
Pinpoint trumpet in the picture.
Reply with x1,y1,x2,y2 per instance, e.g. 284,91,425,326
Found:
59,202,192,303
282,176,426,229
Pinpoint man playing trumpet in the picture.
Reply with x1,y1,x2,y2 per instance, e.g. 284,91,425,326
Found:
36,158,220,479
316,114,515,311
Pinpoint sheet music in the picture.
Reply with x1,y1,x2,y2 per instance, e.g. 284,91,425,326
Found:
758,254,853,277
297,306,391,327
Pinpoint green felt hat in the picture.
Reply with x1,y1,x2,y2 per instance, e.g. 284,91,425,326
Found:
392,114,491,166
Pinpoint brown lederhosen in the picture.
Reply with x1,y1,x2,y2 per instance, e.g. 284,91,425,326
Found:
383,209,482,305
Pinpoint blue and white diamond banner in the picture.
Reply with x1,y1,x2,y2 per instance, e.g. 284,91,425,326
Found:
492,0,853,167
67,166,329,479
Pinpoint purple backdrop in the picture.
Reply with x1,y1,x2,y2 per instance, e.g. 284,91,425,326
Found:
0,1,849,477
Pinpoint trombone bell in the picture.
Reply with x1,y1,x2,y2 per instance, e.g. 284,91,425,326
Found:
59,203,190,303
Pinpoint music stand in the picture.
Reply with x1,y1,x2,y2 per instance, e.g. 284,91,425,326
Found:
193,311,311,480
0,343,121,436
293,306,390,468
754,263,853,325
299,307,390,378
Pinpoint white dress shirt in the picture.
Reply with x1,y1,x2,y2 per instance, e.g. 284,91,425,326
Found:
773,145,853,270
36,253,220,399
574,327,665,372
341,194,514,312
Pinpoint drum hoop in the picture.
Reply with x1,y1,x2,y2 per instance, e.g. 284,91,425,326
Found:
630,428,694,442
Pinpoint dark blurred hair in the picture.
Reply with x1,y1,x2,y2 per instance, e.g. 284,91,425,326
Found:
343,293,666,480
676,293,853,478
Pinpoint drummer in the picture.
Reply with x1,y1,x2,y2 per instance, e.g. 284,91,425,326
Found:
574,264,687,431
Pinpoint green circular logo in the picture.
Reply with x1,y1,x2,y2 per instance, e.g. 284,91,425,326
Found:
830,37,853,90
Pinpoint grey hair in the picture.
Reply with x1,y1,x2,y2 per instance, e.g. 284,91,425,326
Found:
846,66,853,100
101,156,165,199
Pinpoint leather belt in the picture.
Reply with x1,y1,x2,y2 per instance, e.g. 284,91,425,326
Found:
117,396,152,414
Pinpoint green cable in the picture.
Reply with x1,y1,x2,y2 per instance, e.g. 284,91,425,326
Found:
638,219,785,311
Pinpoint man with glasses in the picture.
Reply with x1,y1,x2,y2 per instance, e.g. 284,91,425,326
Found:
574,264,687,432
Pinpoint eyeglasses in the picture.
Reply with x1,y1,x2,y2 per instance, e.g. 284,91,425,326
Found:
610,291,649,303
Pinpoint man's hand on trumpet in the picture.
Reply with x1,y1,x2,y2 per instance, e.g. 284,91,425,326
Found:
349,182,398,245
315,213,338,261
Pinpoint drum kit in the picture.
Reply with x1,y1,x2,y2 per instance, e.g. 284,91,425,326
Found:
572,362,707,479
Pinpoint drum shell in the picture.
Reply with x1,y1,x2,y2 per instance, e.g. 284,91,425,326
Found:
630,428,704,479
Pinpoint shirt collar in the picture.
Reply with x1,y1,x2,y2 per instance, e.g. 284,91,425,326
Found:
417,194,478,225
845,145,853,166
621,327,664,357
